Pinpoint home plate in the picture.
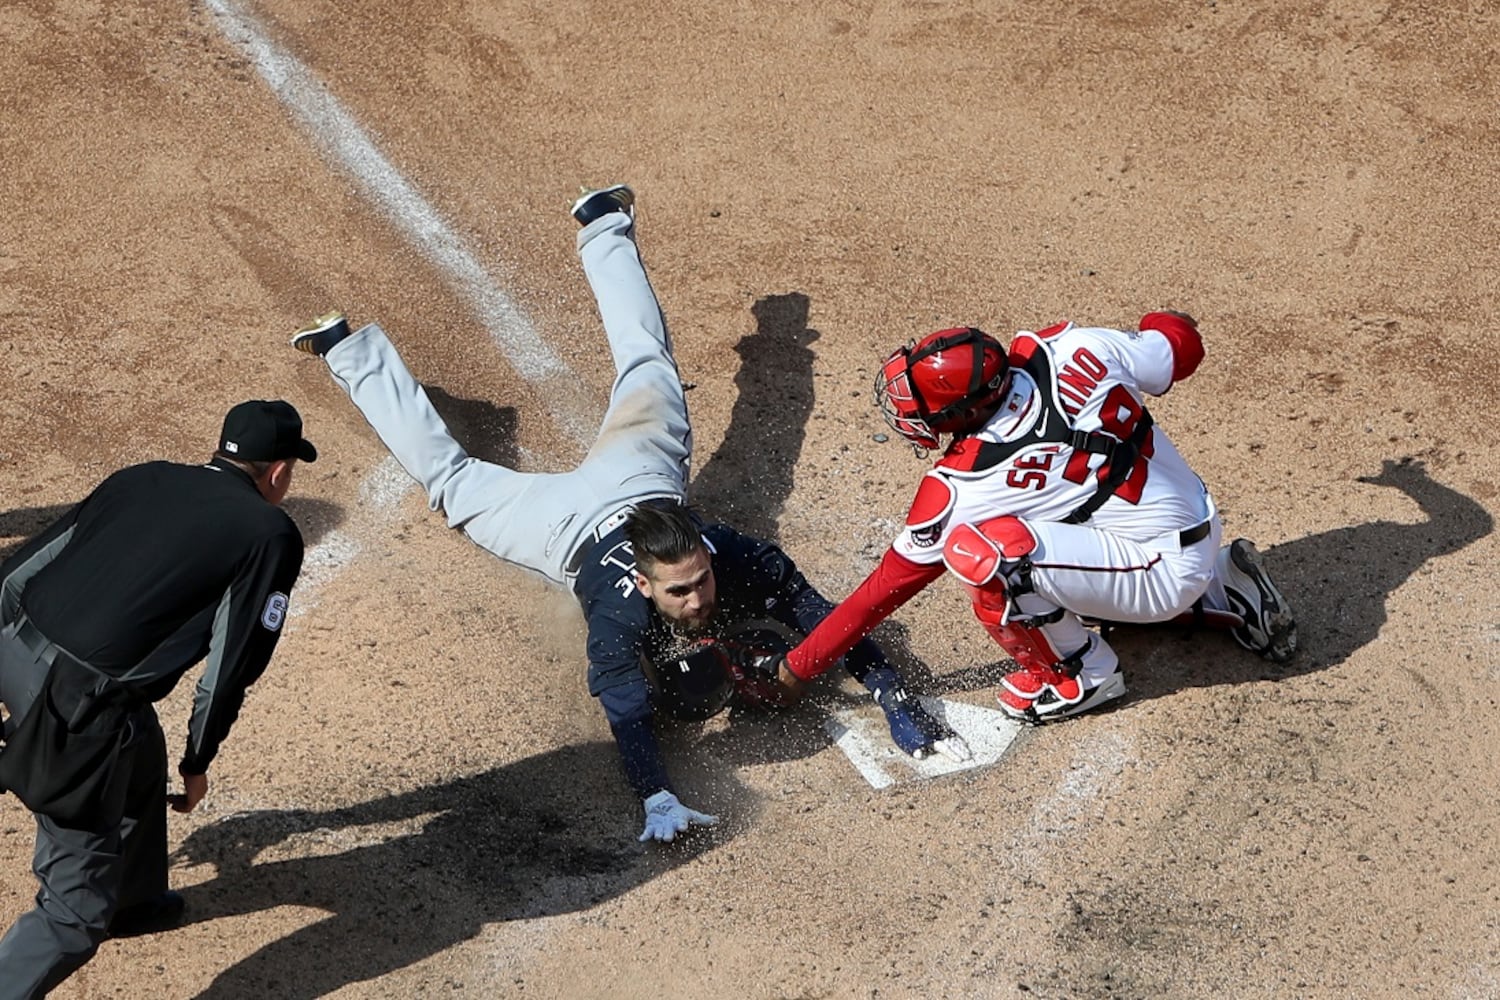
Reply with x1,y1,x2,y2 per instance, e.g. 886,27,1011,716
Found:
823,697,1026,789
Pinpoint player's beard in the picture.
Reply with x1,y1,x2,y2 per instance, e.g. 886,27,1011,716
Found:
671,600,718,639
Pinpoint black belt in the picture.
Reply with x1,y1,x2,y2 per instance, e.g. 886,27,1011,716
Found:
1178,520,1212,547
566,520,627,578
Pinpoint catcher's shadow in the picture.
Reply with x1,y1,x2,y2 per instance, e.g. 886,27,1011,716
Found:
662,683,879,775
172,741,746,1000
1082,456,1493,704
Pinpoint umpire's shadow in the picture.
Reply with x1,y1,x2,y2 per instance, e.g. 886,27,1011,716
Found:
0,504,74,561
172,741,744,999
940,456,1493,702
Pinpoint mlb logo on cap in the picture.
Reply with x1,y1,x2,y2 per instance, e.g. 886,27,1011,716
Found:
219,400,318,463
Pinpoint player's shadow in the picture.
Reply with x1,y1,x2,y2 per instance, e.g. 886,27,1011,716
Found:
691,292,816,541
277,498,346,548
942,457,1494,701
425,386,522,469
171,741,744,999
688,294,952,702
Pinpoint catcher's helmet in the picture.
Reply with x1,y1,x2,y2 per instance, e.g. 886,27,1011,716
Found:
875,327,1010,451
642,642,737,722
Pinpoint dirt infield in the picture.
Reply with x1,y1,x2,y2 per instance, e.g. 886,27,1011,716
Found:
3,1,1499,997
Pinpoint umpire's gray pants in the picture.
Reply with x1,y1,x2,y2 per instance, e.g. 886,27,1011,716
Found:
322,210,692,586
0,626,167,1000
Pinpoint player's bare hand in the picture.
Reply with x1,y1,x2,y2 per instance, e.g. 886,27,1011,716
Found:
775,660,808,701
168,772,209,813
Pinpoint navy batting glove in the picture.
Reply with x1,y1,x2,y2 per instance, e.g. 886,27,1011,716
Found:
868,671,972,763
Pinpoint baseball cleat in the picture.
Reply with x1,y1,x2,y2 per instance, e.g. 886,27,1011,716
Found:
1220,539,1298,663
571,184,635,226
291,311,351,358
998,669,1126,724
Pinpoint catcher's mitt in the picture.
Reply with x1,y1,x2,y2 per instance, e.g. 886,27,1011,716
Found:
715,638,797,711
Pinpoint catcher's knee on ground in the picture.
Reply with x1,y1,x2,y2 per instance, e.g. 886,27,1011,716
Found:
943,519,1124,722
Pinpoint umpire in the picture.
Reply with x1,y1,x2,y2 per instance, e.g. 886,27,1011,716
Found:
0,399,314,998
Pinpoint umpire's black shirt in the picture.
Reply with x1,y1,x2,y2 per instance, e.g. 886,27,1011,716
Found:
1,456,304,775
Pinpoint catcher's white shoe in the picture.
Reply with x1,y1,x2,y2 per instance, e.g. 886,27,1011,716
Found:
1220,539,1297,663
997,667,1126,723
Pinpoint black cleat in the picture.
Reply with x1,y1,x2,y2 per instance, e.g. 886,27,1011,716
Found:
1220,538,1298,663
290,311,352,357
570,184,635,227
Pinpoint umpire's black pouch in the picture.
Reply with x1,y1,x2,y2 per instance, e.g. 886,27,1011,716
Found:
0,652,141,830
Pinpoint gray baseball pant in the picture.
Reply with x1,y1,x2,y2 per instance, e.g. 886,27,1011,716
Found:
0,626,167,1000
324,210,692,585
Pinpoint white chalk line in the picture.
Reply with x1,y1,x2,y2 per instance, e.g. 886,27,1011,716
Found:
204,0,564,385
203,0,598,613
193,19,575,972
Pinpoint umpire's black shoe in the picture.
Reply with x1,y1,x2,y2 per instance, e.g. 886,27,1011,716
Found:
291,311,352,357
571,184,634,226
108,890,185,938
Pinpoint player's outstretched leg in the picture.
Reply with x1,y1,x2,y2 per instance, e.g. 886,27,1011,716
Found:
566,184,692,511
290,311,583,583
1217,539,1298,663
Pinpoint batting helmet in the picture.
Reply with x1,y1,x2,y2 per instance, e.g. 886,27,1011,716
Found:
642,642,737,721
875,327,1011,451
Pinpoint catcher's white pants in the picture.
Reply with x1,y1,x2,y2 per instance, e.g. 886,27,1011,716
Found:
995,505,1246,691
1021,507,1227,625
323,212,691,586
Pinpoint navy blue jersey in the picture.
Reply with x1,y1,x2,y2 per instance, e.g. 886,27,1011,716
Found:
571,518,889,798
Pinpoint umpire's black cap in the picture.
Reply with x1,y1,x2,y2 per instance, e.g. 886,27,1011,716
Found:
219,400,318,463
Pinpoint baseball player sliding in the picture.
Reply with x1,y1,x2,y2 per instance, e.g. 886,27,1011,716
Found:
291,185,967,842
772,316,1298,721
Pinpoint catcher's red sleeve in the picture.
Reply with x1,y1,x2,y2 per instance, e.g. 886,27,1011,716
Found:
1139,311,1204,384
786,548,946,681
